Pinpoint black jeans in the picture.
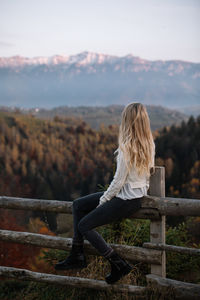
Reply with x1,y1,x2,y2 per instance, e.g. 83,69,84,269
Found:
72,191,142,256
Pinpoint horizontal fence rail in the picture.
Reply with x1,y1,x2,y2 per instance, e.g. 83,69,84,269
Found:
0,229,162,265
146,274,200,300
143,242,200,256
0,266,147,295
0,195,200,217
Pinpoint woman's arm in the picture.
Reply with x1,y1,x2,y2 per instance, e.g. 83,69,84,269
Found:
97,149,129,207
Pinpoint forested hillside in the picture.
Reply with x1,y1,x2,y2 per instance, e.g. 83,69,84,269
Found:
0,111,199,203
155,115,200,199
0,111,118,203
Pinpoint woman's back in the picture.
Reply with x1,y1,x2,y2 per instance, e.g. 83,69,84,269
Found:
99,102,155,205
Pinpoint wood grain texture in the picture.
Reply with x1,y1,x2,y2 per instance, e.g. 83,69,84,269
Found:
146,274,200,300
0,266,147,295
0,229,161,264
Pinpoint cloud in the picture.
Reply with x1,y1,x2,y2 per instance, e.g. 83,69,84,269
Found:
0,41,15,47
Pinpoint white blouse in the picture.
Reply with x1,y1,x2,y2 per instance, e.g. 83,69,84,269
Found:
97,147,153,207
116,183,148,200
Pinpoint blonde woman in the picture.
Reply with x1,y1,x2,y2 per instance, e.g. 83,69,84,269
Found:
55,102,155,284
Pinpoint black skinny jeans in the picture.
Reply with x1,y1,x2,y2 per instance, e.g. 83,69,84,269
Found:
72,191,142,257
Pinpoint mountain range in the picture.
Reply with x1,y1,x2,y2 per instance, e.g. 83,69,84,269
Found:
0,51,199,109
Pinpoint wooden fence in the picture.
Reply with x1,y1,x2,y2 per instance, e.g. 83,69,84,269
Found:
0,166,200,299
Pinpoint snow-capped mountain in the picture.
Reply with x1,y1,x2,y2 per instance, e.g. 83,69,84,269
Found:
0,51,120,68
0,51,199,109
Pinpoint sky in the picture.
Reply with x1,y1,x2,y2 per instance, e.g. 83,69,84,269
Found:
0,0,199,62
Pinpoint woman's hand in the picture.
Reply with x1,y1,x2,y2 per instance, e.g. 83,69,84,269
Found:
96,197,108,208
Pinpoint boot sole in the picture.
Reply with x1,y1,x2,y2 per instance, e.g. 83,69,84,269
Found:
105,264,133,284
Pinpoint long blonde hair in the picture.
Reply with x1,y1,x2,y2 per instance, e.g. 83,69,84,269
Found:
114,102,155,177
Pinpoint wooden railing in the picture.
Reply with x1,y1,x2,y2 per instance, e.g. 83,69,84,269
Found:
0,166,200,299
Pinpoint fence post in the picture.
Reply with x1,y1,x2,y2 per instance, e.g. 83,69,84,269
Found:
149,166,166,277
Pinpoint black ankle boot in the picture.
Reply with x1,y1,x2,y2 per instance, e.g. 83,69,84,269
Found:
105,251,133,284
54,243,87,270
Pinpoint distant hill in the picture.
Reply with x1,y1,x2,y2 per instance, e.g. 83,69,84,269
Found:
176,105,200,117
0,51,199,109
0,104,189,131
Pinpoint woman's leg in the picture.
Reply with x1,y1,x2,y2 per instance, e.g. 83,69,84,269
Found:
72,191,104,245
77,196,142,257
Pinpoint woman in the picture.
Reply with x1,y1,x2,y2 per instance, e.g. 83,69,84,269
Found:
55,102,155,284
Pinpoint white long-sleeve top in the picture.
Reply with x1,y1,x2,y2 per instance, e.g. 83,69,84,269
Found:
97,147,154,207
116,183,148,199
